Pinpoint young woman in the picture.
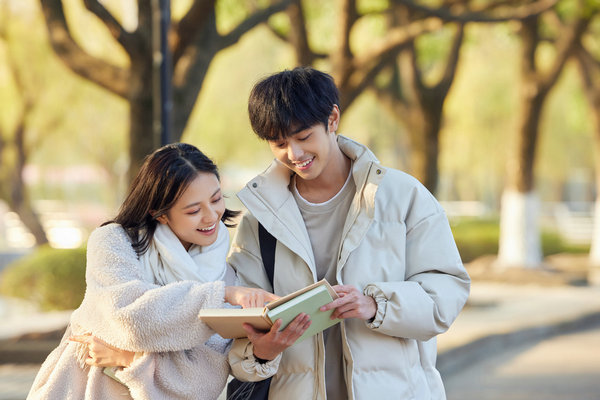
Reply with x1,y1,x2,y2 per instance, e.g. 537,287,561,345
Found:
28,143,310,400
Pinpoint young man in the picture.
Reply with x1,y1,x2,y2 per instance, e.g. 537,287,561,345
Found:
227,67,470,399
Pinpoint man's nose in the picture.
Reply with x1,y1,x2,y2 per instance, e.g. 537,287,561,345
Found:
287,142,303,160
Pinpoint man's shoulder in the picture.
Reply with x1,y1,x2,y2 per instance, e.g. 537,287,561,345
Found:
379,166,424,190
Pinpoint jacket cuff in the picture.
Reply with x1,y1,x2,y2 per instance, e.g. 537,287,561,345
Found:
240,341,282,379
363,284,388,329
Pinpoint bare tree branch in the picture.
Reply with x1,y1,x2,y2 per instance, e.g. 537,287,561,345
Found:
39,0,129,98
82,0,138,51
394,0,558,23
436,22,465,94
538,13,592,94
172,0,217,64
220,0,293,48
287,0,315,65
351,17,443,75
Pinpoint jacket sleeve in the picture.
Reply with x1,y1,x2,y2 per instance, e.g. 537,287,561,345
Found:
226,213,283,381
71,224,225,352
228,339,282,382
115,342,231,400
227,212,273,291
364,186,470,342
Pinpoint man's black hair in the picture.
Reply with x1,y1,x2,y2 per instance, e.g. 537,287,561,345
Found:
248,66,340,141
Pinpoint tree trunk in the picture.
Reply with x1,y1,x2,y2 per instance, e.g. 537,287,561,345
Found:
497,17,544,268
497,189,543,267
171,11,220,142
127,46,155,184
497,8,591,268
419,92,444,193
497,90,546,268
10,121,48,245
576,47,600,269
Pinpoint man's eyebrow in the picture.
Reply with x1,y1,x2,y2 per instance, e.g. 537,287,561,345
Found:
290,124,311,135
182,188,221,209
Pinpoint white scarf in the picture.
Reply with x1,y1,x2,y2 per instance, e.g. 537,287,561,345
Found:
140,221,230,286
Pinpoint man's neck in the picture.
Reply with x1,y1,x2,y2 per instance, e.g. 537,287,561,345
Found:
295,148,352,204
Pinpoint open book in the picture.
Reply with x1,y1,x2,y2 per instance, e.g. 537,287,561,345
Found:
198,279,341,343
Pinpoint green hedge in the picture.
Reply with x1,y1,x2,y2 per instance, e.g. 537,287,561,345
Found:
0,245,87,311
450,217,589,263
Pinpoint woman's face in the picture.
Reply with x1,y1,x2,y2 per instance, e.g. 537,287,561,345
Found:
156,172,226,250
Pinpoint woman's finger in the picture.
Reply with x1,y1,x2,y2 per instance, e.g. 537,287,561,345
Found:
68,334,91,344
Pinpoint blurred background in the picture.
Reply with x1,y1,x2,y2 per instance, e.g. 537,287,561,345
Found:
0,0,599,398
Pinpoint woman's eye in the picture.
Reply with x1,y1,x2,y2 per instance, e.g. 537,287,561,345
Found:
212,196,223,203
187,209,200,215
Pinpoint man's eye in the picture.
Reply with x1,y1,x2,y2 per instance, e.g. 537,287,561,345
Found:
299,134,311,141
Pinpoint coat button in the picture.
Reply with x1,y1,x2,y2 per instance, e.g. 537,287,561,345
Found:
376,169,381,175
252,182,258,188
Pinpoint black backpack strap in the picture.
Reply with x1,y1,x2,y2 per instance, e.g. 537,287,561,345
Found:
258,222,276,289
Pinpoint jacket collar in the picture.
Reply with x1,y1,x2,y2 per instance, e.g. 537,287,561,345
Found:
236,135,386,275
239,135,382,213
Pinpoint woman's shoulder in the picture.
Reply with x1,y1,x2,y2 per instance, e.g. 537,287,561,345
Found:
87,223,132,250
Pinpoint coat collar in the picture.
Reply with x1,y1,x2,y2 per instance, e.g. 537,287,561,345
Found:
236,135,387,276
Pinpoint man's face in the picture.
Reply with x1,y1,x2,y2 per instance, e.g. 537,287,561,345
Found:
267,106,340,182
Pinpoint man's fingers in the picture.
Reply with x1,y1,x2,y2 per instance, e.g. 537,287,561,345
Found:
282,314,311,339
269,319,283,333
320,295,353,312
332,284,355,295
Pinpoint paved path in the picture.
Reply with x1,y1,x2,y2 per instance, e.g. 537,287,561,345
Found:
2,282,600,399
443,323,600,400
0,365,38,400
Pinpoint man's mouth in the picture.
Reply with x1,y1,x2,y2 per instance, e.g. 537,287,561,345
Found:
294,157,314,169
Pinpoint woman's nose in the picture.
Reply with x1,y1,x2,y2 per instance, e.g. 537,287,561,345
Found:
202,206,218,222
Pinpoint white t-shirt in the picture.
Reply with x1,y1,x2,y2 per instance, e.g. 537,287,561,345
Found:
292,169,355,400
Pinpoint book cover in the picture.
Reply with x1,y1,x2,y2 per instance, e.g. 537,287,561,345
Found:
266,284,341,343
198,279,341,342
197,307,272,338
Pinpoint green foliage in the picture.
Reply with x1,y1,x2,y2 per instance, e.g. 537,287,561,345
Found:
450,217,590,263
0,245,87,310
451,218,501,263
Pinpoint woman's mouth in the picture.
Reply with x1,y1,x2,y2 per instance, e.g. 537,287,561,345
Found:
197,223,217,235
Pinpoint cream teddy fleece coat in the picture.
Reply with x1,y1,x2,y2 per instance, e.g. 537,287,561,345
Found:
27,223,246,400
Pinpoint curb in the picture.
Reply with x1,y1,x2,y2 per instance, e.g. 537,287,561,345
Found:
0,328,65,364
436,310,600,376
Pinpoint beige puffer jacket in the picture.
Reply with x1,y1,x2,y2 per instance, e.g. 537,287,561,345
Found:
228,135,470,400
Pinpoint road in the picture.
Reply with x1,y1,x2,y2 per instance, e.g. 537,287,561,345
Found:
2,325,599,400
443,323,600,400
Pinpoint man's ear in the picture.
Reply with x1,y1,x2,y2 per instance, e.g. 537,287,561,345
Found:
328,105,340,133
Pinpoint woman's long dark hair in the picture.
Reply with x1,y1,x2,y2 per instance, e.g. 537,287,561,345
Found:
103,143,240,256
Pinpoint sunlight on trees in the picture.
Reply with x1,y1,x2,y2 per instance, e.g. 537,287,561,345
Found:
0,0,598,267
